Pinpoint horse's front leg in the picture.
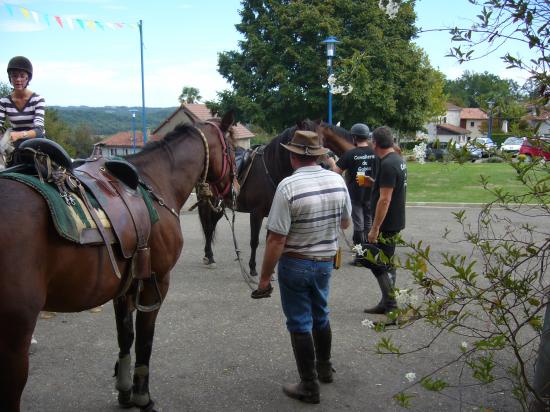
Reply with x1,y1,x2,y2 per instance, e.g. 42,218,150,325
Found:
113,295,135,407
198,204,222,268
132,275,169,412
249,212,264,277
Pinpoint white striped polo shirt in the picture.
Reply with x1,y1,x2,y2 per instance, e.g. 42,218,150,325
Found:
266,165,352,257
0,92,46,137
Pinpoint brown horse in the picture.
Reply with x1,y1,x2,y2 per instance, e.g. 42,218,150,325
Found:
198,120,353,276
0,112,236,412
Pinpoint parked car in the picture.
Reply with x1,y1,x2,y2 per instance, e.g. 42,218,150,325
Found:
519,137,550,161
425,141,449,161
470,136,497,157
455,141,483,161
499,136,524,156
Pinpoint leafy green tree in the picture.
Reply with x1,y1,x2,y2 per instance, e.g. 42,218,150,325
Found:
444,71,522,108
0,81,10,98
178,86,202,104
209,0,446,133
44,109,75,156
67,123,99,158
447,0,549,102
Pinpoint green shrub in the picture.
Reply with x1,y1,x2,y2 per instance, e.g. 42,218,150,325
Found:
484,156,505,163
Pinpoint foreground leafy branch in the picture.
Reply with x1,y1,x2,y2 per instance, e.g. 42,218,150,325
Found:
367,159,549,410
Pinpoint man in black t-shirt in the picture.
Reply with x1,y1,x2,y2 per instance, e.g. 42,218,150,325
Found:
332,123,376,247
356,126,407,315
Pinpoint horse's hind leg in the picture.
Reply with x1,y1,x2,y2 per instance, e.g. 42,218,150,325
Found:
0,309,37,412
249,212,264,277
131,278,168,412
113,296,135,408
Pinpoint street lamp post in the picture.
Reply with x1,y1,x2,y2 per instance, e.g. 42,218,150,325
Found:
487,99,495,141
129,109,138,154
322,36,339,125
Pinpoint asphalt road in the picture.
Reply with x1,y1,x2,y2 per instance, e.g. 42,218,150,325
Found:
23,204,545,412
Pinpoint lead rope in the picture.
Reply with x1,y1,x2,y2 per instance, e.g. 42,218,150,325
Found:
222,188,258,290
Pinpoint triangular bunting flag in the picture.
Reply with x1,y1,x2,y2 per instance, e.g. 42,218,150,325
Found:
54,15,63,28
76,18,85,29
20,7,30,19
31,10,40,24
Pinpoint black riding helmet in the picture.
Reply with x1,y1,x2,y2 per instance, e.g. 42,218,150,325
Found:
7,56,33,81
350,123,370,140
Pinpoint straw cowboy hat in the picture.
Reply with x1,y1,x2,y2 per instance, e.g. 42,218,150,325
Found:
280,130,329,156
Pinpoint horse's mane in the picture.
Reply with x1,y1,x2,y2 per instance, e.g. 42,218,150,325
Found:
267,119,318,147
134,123,197,156
134,118,236,158
319,121,353,144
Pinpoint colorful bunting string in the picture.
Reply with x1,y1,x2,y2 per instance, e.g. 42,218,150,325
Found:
1,2,137,31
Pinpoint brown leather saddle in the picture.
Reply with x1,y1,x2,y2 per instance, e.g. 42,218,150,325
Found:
12,139,155,295
74,157,151,262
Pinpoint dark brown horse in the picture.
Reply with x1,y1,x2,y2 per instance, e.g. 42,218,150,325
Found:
0,113,236,412
198,121,353,276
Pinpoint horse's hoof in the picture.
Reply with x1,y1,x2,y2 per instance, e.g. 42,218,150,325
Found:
118,390,133,408
202,256,216,267
140,400,156,412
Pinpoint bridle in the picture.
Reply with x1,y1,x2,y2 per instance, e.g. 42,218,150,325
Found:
192,121,237,213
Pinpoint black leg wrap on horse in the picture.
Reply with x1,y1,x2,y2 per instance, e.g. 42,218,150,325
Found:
131,365,151,408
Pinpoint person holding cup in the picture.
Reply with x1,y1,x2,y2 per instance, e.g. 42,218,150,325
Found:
331,123,376,251
355,126,407,315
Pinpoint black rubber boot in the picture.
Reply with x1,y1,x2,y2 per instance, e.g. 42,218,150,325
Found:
388,267,397,286
313,324,334,383
282,332,320,404
364,273,397,314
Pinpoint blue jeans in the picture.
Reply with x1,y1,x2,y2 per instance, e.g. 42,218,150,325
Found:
278,255,333,333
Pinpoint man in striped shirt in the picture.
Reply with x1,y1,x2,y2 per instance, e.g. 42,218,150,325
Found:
252,130,351,404
1,56,46,164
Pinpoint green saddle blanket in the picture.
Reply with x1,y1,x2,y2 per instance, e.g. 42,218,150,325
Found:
0,172,159,243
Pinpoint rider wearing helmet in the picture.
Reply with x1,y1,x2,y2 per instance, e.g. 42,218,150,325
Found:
1,56,46,150
331,123,376,251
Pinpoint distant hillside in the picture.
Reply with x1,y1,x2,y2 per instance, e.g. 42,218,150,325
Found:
50,106,178,136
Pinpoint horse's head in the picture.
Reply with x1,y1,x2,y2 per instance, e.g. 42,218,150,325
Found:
196,111,237,202
317,122,355,157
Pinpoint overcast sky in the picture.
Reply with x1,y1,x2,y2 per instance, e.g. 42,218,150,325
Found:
1,0,533,107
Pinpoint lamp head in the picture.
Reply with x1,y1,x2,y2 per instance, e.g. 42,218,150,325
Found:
322,36,340,58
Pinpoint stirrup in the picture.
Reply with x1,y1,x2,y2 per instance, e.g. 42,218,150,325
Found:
135,275,162,312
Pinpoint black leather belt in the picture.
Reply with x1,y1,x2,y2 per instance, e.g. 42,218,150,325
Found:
283,252,334,262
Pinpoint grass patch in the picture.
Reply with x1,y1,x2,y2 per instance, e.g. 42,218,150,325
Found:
407,162,528,203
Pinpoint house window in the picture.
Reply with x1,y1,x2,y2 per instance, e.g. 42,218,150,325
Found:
470,121,474,127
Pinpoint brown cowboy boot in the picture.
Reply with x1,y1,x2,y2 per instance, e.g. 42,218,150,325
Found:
282,332,320,404
313,323,334,383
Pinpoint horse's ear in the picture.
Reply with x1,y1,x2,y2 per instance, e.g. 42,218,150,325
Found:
220,111,235,132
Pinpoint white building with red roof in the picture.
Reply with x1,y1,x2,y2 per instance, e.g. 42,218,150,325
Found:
153,103,254,148
95,103,255,156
